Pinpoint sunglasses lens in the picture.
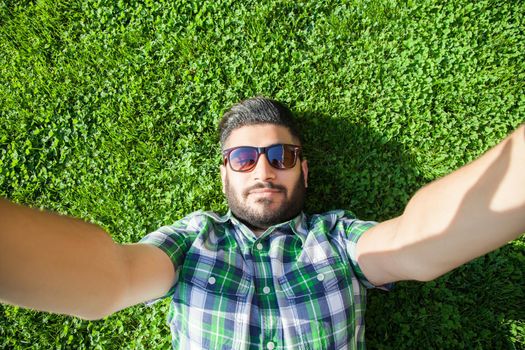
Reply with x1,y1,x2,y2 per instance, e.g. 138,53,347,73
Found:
229,147,258,171
226,144,299,172
267,145,296,169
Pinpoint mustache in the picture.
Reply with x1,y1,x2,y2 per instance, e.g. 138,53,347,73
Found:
243,182,287,195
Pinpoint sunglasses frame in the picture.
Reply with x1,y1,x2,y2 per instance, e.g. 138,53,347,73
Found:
222,143,302,172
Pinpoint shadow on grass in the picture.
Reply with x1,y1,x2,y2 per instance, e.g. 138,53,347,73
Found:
297,111,524,349
298,110,423,221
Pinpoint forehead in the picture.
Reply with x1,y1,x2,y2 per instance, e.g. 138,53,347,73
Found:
224,124,298,148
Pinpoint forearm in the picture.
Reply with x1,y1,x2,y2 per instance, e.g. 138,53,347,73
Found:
396,124,525,280
0,199,128,320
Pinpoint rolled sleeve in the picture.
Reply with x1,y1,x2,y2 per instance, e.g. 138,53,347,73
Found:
342,213,394,291
138,214,200,302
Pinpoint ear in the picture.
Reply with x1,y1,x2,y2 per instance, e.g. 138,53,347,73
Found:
220,165,227,194
301,159,309,188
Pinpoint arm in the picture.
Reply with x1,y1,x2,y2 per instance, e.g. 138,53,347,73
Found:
357,124,525,285
0,199,175,320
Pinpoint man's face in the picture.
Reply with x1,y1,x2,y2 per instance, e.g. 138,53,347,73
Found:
220,124,309,232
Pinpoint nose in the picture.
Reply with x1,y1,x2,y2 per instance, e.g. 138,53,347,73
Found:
252,153,276,181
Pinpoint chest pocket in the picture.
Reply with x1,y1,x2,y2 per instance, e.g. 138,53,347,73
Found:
180,252,252,300
278,256,348,301
171,248,253,349
277,257,354,350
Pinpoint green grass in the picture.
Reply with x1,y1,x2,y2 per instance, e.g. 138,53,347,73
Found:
1,0,524,348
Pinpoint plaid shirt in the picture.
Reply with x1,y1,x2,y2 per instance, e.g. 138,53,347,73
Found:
140,210,391,350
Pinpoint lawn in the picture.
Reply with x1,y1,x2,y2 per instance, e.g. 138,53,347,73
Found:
1,0,524,348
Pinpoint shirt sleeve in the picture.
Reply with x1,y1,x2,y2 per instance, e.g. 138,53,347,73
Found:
138,213,201,302
340,211,394,291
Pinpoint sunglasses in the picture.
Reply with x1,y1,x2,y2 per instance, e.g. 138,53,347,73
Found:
222,143,302,172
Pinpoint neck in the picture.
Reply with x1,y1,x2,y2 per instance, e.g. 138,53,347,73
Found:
252,228,265,237
232,214,268,237
243,221,267,237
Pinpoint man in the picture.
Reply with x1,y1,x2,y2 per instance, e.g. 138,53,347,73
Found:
0,97,524,349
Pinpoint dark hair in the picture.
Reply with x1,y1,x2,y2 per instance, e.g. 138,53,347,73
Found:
219,97,302,148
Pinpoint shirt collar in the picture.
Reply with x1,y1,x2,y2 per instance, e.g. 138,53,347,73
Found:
218,209,309,243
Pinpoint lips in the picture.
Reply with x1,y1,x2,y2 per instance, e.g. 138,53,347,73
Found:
248,189,283,198
244,183,287,198
249,189,282,194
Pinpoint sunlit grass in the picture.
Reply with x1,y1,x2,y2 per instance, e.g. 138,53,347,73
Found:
1,0,524,348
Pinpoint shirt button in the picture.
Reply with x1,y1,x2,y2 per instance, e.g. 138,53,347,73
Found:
317,273,325,282
256,243,263,250
208,276,216,285
263,286,271,294
267,341,275,350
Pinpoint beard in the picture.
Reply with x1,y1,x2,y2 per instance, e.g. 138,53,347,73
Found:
224,170,306,231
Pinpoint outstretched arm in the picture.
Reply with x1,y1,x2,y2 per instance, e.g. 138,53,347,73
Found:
357,124,525,285
0,200,175,320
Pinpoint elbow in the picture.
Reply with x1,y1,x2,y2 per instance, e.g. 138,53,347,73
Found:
77,311,109,321
79,305,122,320
394,250,448,282
78,293,125,321
401,260,449,282
412,271,441,282
74,296,124,321
76,269,130,321
74,291,126,321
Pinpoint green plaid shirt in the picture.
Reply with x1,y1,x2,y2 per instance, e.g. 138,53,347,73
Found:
140,210,391,350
